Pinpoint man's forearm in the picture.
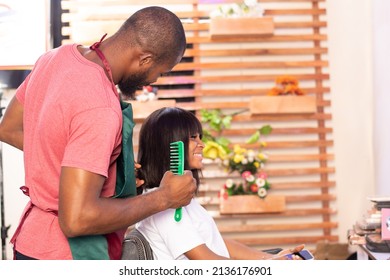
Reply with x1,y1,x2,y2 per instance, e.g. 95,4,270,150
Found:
0,95,24,150
61,187,168,237
0,130,23,150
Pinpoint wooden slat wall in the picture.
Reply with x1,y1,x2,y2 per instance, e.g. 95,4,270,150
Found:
61,0,337,252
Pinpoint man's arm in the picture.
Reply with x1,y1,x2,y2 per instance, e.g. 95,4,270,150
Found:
0,95,24,150
58,167,196,237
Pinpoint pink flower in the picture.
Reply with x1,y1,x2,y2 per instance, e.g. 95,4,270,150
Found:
258,172,267,179
241,171,252,179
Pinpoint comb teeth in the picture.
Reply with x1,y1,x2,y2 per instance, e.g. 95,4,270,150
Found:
170,141,184,175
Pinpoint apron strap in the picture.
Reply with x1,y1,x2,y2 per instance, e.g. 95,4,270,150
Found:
89,33,117,93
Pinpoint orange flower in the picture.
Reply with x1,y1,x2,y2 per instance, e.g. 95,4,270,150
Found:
267,75,305,96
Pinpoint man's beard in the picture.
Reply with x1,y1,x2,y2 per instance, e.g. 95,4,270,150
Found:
118,70,149,99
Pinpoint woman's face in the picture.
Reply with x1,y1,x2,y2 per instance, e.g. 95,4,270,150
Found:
188,133,204,170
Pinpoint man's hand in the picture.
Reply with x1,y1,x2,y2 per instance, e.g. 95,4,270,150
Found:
134,162,144,188
157,170,197,209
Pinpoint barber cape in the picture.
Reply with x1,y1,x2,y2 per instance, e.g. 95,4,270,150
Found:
68,100,137,259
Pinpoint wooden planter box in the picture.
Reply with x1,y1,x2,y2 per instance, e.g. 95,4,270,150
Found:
249,95,317,115
129,100,176,121
220,195,286,214
209,17,274,39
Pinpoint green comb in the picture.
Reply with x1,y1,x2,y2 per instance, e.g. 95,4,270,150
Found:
170,141,184,222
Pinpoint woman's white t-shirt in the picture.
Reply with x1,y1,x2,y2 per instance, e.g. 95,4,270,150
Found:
135,197,230,260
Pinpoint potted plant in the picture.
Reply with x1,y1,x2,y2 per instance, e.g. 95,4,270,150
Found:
201,109,286,214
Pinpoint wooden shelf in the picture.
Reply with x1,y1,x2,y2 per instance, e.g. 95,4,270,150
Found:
249,95,317,115
209,17,274,39
127,100,176,121
220,195,286,214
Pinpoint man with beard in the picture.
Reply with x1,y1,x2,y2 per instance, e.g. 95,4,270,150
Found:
0,6,196,260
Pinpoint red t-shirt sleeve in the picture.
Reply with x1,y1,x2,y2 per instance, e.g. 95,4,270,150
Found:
15,73,31,105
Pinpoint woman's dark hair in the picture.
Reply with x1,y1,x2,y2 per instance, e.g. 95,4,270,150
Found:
137,107,203,194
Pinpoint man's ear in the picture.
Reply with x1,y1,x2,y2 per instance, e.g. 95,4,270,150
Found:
139,53,153,66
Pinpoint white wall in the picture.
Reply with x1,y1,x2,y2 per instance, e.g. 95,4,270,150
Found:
372,0,390,196
326,0,376,243
0,0,384,259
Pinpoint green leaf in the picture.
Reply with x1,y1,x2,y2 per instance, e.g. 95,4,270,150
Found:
205,110,222,132
200,109,209,120
226,187,234,196
260,125,272,135
246,131,260,144
216,137,230,147
201,129,214,143
221,115,232,129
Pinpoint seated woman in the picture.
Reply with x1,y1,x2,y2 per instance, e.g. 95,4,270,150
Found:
135,107,304,260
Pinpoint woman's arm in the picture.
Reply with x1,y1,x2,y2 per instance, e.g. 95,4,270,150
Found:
184,244,230,260
224,238,274,260
224,238,305,260
184,239,274,260
184,241,305,260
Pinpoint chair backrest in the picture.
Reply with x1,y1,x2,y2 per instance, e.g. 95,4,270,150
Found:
121,228,154,260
